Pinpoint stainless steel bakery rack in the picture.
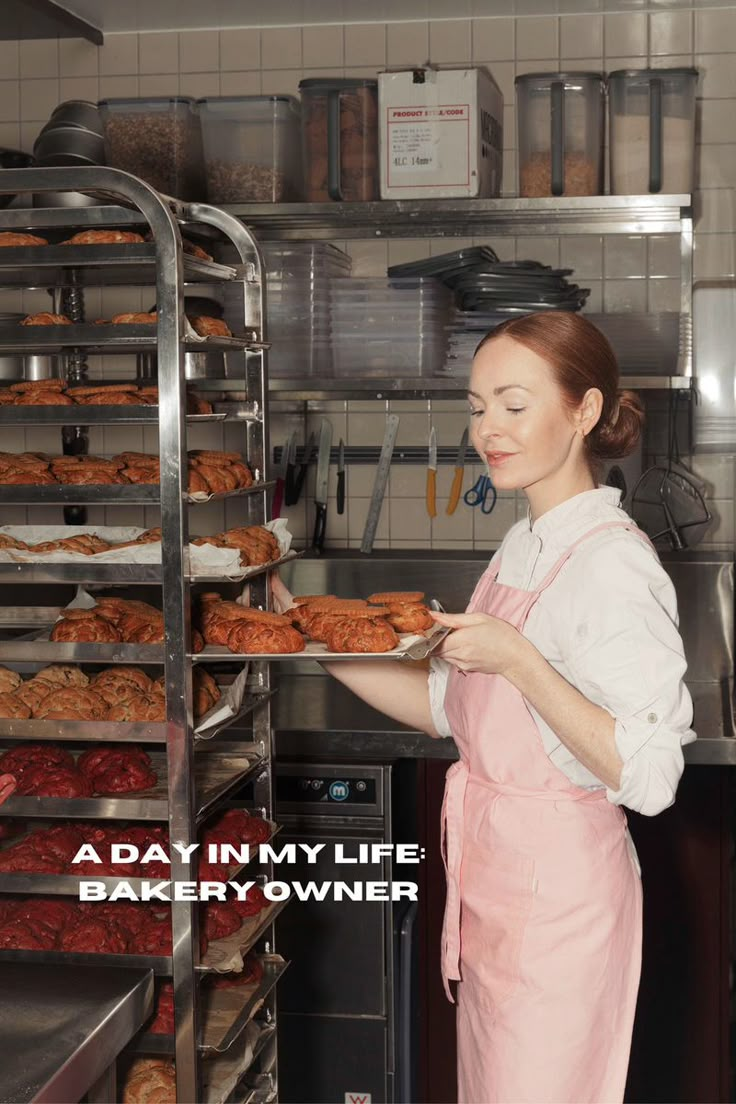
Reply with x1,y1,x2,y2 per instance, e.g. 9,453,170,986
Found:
0,166,281,1103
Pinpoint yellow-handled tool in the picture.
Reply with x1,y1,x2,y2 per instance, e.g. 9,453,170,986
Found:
446,426,469,515
426,425,437,518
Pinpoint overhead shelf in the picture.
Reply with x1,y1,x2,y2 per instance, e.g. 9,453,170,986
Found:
269,374,694,401
225,194,693,240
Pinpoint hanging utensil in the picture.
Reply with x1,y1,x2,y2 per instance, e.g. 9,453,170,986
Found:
290,429,316,506
426,425,438,518
464,473,497,514
631,390,712,550
283,432,297,507
336,438,346,515
273,431,295,518
446,427,469,515
361,414,400,554
312,418,333,554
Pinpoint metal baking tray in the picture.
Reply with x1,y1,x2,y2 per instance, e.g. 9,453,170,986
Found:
193,628,450,664
205,1022,277,1104
0,641,165,664
0,479,273,506
0,687,272,746
129,954,288,1056
0,243,239,285
0,745,266,821
0,325,262,355
0,408,230,427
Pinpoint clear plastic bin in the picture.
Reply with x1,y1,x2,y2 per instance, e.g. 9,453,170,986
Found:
515,72,605,197
609,69,697,195
98,96,204,201
197,95,302,203
299,78,378,202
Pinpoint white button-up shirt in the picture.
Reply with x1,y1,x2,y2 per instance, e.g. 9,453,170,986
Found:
428,486,696,817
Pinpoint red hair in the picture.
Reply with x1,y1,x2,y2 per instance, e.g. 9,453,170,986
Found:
475,312,644,463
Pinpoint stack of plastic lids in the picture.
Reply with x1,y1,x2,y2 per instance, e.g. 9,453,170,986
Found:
389,247,588,376
263,243,351,376
330,277,452,377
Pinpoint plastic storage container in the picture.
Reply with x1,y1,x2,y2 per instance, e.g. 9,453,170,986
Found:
515,72,605,197
197,95,302,203
98,96,204,201
299,78,378,202
609,69,697,195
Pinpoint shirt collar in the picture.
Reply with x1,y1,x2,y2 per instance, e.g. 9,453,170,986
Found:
525,485,624,540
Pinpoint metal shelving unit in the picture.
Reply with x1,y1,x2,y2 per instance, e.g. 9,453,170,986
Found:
225,193,695,388
0,166,281,1103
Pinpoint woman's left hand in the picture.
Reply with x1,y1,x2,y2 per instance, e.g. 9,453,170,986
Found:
430,611,530,676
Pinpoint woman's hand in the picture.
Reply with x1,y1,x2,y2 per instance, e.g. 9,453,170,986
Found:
269,570,295,616
430,611,531,677
0,774,16,805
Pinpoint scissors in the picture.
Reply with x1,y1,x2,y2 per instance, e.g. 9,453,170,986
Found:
464,473,497,514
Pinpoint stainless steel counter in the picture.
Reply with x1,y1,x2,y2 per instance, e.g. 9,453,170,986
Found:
273,674,736,766
0,963,153,1104
277,550,735,767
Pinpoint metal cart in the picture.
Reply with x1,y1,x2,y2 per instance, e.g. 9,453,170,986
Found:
0,166,282,1104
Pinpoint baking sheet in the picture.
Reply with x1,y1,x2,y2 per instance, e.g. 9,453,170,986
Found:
200,900,287,975
0,520,293,582
195,620,450,664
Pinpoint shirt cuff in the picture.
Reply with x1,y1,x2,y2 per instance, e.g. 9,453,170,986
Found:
428,656,453,738
606,713,691,816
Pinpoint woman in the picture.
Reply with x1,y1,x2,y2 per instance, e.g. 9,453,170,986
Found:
273,311,695,1104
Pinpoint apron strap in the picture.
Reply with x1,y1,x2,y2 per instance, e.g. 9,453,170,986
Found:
532,521,656,599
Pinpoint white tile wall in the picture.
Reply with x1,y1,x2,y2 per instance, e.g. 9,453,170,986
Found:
0,8,734,550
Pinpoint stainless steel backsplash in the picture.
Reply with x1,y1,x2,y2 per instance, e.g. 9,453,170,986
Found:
282,549,733,685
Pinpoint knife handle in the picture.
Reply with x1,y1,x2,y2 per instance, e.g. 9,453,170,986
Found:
272,477,284,520
313,502,327,554
446,466,464,515
291,463,308,505
284,462,296,506
426,468,437,518
336,469,345,515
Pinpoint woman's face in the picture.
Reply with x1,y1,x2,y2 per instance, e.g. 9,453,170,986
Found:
468,334,588,494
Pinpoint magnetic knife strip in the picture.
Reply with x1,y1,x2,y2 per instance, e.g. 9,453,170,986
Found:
273,446,472,465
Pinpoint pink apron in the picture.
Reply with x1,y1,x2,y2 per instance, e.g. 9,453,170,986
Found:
442,520,652,1104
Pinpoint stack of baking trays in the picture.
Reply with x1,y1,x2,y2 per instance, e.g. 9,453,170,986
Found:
0,165,294,1104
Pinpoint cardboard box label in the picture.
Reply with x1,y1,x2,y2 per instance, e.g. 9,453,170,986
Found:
387,104,470,187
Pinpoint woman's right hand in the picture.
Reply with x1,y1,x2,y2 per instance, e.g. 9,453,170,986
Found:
270,570,295,615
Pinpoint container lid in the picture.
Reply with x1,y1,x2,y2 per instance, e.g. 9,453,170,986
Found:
99,96,197,106
608,68,698,80
299,77,378,91
197,95,299,107
515,71,604,84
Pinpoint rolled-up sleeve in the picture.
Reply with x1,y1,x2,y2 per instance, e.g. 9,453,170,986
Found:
561,535,696,816
428,656,454,738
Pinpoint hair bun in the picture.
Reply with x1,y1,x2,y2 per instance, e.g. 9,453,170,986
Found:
592,389,644,460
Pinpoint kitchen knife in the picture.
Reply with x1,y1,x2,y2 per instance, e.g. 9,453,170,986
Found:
361,414,400,555
336,438,346,515
312,418,333,554
283,432,297,507
271,431,293,519
426,425,438,518
446,426,469,515
290,430,316,506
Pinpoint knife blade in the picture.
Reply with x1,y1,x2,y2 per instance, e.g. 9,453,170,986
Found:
312,418,333,554
272,431,293,519
426,425,438,518
283,432,297,507
290,430,316,506
336,438,346,515
446,426,469,515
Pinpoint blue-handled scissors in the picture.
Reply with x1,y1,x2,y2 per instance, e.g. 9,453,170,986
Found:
464,473,497,514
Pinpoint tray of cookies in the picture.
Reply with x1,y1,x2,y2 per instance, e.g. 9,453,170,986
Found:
0,377,217,414
194,592,450,662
